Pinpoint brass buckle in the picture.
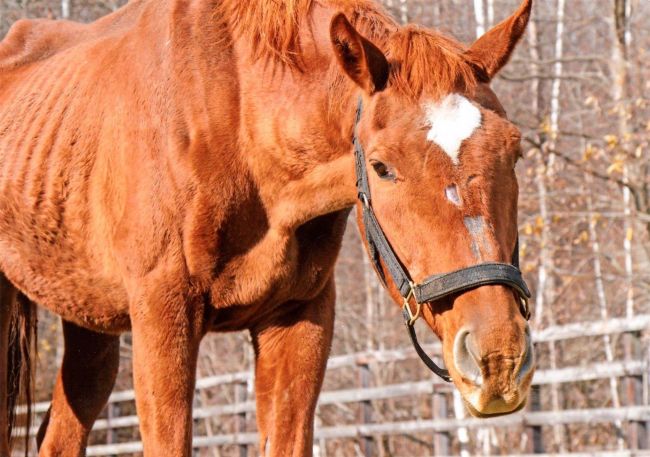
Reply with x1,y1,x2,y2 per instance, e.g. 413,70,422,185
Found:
359,192,370,207
402,283,421,326
520,295,531,320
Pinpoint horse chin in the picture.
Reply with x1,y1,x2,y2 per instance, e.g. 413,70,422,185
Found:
462,396,527,418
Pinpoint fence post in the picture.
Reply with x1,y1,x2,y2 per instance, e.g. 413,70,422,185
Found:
358,359,373,457
106,402,114,446
432,389,450,455
641,330,650,449
235,380,249,457
641,329,650,450
624,331,648,449
526,384,544,454
314,405,327,457
106,402,117,457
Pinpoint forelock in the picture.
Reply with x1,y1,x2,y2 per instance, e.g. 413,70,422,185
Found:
386,26,479,101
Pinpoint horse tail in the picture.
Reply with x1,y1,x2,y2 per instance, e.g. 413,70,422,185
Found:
6,291,37,456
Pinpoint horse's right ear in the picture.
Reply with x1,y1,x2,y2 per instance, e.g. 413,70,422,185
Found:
330,13,389,94
464,0,532,81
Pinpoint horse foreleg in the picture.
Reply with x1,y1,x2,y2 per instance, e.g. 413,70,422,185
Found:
37,320,119,457
130,284,204,457
252,280,335,457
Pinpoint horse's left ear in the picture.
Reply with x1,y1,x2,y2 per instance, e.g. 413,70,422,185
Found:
465,0,532,81
330,13,389,94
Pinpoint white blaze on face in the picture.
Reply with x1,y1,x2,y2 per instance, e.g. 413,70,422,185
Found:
424,94,482,165
445,185,462,207
464,216,494,261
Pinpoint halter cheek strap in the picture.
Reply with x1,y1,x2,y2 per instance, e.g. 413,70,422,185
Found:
353,98,531,383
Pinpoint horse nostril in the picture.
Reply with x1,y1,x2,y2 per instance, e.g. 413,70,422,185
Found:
516,328,535,383
453,329,483,386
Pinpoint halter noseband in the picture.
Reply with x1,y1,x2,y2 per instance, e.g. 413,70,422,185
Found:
353,98,531,383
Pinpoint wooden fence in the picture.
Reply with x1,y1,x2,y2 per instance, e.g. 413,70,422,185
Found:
17,314,650,456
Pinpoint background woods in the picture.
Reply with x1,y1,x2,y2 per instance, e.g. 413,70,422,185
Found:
2,0,650,455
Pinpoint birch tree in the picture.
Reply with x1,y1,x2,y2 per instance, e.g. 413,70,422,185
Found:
585,173,625,449
399,0,408,24
473,0,485,37
61,0,70,19
540,0,567,451
610,0,645,448
486,0,494,28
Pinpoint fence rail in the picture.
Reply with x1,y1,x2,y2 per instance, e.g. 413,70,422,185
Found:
82,406,650,455
18,314,650,455
20,313,650,415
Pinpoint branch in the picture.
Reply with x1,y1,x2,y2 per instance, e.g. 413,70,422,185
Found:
511,55,607,65
498,73,608,84
523,137,642,207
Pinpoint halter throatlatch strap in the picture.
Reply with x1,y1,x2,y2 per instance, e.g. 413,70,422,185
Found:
353,98,531,382
402,307,453,382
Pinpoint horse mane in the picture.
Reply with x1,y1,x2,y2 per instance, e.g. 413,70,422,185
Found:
386,26,478,100
219,0,477,99
217,0,313,67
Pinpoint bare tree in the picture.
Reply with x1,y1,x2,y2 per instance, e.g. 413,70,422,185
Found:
61,0,71,19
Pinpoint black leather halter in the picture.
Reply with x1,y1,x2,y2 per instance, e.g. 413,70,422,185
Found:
353,98,531,382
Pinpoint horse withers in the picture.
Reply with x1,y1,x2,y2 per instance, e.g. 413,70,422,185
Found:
0,0,534,455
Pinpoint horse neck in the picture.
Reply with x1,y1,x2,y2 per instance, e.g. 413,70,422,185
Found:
233,13,361,233
166,0,363,233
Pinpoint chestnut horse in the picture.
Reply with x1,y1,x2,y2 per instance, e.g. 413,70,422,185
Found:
0,0,535,455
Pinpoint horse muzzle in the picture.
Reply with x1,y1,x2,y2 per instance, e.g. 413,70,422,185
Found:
452,324,535,417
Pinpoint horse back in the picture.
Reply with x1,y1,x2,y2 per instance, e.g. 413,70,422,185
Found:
0,0,184,329
0,0,152,72
0,0,332,332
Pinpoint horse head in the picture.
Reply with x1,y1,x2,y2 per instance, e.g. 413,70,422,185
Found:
331,0,534,417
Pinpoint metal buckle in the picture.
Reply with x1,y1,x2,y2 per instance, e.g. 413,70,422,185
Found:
402,283,421,326
511,285,531,320
359,192,370,207
519,295,531,321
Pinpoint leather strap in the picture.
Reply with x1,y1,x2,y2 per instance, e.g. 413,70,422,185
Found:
402,307,452,382
361,202,413,296
414,262,530,304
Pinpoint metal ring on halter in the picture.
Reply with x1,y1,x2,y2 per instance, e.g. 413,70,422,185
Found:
359,192,370,208
402,283,421,326
519,295,531,320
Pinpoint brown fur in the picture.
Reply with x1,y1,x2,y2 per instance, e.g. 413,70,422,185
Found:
387,26,479,100
0,0,533,455
218,0,315,68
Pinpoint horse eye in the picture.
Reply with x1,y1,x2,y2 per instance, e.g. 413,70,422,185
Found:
371,161,396,181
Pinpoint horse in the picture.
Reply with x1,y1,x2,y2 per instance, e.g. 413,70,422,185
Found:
0,0,535,455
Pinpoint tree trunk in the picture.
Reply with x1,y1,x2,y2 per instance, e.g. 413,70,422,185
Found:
453,390,470,457
61,0,70,19
585,177,625,449
473,0,485,37
362,249,375,352
486,0,494,28
540,0,567,451
611,0,635,318
398,0,408,25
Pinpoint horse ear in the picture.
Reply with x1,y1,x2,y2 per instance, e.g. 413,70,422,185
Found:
465,0,532,81
330,13,389,94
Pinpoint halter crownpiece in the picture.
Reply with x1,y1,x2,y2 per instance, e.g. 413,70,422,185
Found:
353,98,531,383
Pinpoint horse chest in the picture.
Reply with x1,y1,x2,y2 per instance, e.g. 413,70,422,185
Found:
275,212,350,296
210,211,349,325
